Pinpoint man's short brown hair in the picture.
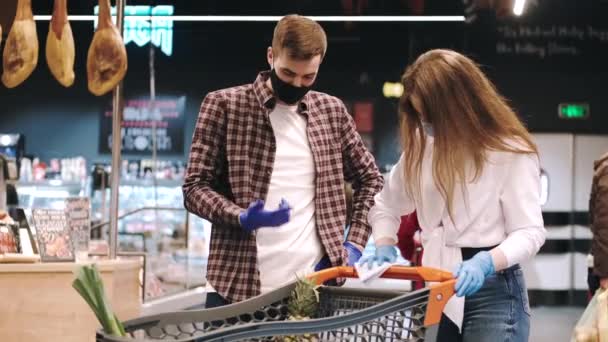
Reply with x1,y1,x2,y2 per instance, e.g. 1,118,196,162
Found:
272,14,327,60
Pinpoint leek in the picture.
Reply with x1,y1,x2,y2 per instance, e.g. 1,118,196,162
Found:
72,264,127,337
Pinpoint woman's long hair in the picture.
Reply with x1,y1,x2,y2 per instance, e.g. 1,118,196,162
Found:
399,49,537,218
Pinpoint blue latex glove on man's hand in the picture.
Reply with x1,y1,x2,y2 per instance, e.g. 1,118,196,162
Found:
453,251,495,297
360,245,398,269
239,199,291,233
344,241,362,266
313,242,363,272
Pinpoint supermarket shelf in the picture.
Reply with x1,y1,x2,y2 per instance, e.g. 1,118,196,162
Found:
14,180,84,187
120,179,183,187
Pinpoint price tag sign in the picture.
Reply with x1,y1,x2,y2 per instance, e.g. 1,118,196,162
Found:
32,209,74,262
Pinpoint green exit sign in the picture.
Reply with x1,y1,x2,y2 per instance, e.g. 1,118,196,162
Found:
558,103,589,119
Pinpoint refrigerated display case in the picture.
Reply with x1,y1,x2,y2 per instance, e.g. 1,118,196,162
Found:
92,178,211,301
16,180,87,210
14,177,211,304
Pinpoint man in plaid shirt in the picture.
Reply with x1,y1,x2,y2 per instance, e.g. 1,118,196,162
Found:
183,14,383,306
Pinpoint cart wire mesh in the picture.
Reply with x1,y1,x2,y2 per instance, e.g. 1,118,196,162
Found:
97,286,433,342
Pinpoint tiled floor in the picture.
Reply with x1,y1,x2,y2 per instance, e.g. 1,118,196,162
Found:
531,306,583,341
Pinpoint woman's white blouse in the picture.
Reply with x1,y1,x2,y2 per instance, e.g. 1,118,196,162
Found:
368,138,546,330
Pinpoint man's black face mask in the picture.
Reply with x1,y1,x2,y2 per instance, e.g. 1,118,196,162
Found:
270,68,313,105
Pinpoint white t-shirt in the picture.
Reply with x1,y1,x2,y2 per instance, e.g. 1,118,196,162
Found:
256,103,324,293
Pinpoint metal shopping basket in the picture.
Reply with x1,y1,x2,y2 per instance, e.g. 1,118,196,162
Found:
97,266,456,342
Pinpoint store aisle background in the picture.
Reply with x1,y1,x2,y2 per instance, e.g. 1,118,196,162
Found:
0,1,604,339
531,307,583,341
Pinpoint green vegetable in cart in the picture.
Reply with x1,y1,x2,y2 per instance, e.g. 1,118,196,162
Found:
72,264,127,338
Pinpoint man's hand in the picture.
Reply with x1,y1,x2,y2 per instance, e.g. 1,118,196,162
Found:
238,199,291,233
314,242,365,271
344,241,363,266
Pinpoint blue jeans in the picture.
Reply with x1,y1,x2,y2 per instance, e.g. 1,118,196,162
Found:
205,292,231,308
437,265,531,342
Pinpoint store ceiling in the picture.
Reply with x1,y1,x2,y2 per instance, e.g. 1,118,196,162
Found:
0,0,464,17
0,0,603,36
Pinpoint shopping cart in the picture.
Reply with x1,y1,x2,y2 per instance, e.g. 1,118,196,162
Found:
97,266,456,342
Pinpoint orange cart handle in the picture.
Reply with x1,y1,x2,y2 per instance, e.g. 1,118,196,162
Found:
308,266,457,327
307,265,454,285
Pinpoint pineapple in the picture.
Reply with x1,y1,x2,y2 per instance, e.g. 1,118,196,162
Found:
282,277,320,342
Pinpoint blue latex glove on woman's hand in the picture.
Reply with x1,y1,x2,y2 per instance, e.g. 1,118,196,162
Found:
344,241,362,266
360,245,398,269
239,199,291,233
453,251,495,297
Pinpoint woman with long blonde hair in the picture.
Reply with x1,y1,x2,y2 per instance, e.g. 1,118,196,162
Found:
364,49,546,341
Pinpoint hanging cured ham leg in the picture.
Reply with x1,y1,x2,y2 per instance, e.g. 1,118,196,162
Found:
87,0,128,96
2,0,39,88
46,0,75,87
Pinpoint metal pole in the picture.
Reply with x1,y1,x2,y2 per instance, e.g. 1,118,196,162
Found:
150,38,158,238
100,169,106,236
0,158,6,213
109,0,127,260
184,210,190,289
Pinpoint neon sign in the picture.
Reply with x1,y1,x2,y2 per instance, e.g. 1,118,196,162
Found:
93,5,174,56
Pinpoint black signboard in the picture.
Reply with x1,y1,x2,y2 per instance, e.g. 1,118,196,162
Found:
32,209,75,262
463,0,608,71
99,96,186,155
494,24,608,68
65,197,91,256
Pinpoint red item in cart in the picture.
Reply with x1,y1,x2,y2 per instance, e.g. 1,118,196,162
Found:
397,211,423,262
397,211,424,290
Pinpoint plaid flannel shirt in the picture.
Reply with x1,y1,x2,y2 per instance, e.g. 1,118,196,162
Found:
183,71,383,302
